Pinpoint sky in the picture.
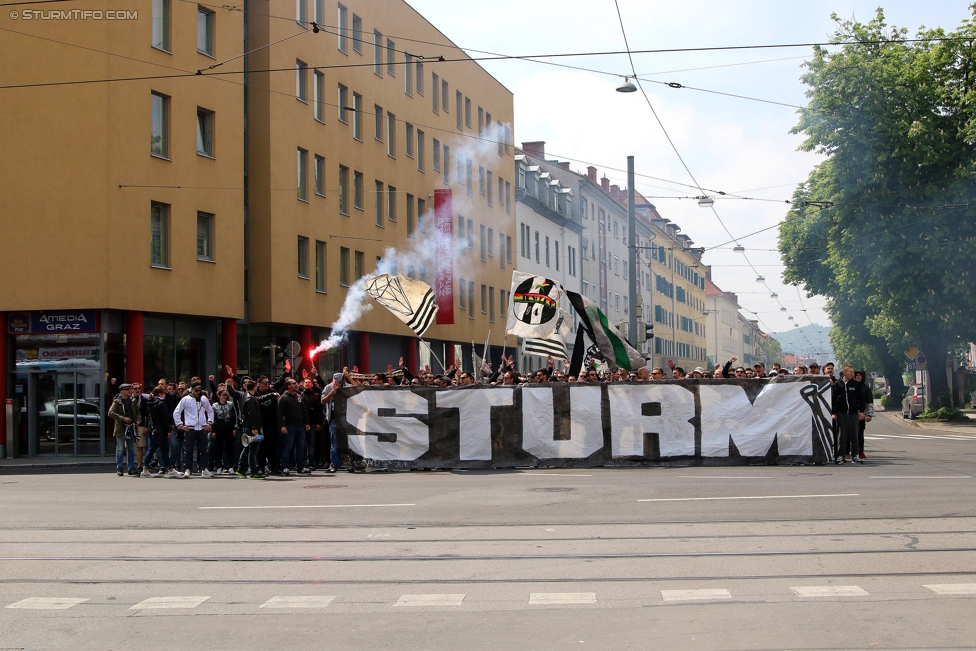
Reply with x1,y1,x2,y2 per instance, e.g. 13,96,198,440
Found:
406,0,971,352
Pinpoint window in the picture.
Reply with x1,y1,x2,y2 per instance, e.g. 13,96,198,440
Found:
456,152,463,185
313,71,325,121
152,0,170,51
457,216,466,253
353,171,363,209
387,185,396,222
464,97,471,127
417,198,426,232
489,287,495,322
487,170,493,205
416,61,424,95
150,91,169,158
499,233,505,268
478,166,485,194
296,0,306,24
465,158,472,195
498,177,504,210
373,30,383,76
314,0,323,25
337,84,348,122
354,250,364,280
443,144,450,184
498,120,503,155
416,129,424,171
406,193,414,236
352,92,362,139
468,281,475,318
456,91,462,128
374,105,383,141
480,224,486,261
298,236,309,278
506,181,511,214
197,212,214,261
504,124,511,153
485,112,492,138
477,107,483,136
432,138,440,171
555,240,559,271
315,240,326,292
339,247,350,285
507,235,512,264
296,60,307,101
442,79,449,111
545,236,550,267
520,223,529,258
459,278,467,309
374,180,384,226
488,227,494,257
314,154,324,195
405,123,414,157
196,107,213,157
535,231,540,262
297,148,308,200
499,289,507,318
481,284,487,314
467,218,473,250
386,112,396,157
197,6,214,56
150,202,169,267
404,53,413,95
432,73,439,113
338,165,349,214
386,39,395,74
337,3,347,52
351,14,362,53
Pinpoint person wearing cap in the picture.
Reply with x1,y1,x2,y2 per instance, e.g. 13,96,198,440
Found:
174,382,215,478
753,363,766,377
690,367,705,379
809,363,821,374
108,383,140,476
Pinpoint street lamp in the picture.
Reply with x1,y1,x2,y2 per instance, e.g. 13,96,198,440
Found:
616,77,637,93
733,244,745,253
697,196,715,208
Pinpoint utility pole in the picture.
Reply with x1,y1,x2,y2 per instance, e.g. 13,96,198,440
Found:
627,156,638,356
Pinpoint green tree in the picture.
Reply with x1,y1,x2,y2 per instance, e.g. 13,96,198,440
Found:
757,333,783,367
780,8,976,405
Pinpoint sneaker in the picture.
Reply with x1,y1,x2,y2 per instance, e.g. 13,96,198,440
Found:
183,469,191,478
249,472,265,480
327,464,336,473
834,456,845,465
300,467,311,475
852,456,864,464
155,469,166,477
169,469,181,478
859,452,866,460
127,468,138,476
236,469,247,478
117,469,124,476
140,469,152,478
282,468,290,476
202,469,214,478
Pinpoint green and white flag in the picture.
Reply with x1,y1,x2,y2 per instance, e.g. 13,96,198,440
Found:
506,271,564,340
566,291,644,371
364,274,438,337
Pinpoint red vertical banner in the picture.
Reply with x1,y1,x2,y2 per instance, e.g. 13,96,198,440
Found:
434,189,455,325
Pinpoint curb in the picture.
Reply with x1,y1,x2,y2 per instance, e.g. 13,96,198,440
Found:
0,460,116,470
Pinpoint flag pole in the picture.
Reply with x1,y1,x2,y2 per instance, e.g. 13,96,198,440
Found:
419,338,445,374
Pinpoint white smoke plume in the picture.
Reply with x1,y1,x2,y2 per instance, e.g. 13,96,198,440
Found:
310,123,514,358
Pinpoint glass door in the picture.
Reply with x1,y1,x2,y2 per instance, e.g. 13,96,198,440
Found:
74,371,103,456
30,372,57,456
27,371,103,457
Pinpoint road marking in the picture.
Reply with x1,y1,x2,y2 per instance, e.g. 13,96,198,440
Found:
260,596,335,608
791,586,868,597
130,596,211,610
395,594,465,607
678,476,771,479
6,597,88,610
870,476,971,479
529,592,597,605
199,503,415,510
661,589,732,602
520,473,593,477
924,584,976,595
639,493,858,502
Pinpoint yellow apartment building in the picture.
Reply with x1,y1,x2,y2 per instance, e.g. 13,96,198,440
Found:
0,0,514,459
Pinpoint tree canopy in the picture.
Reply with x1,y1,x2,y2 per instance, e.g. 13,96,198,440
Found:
780,7,976,402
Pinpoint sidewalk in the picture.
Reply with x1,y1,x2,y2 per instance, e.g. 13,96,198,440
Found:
879,405,976,435
0,457,115,470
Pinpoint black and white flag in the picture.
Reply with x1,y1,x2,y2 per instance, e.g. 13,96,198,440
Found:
364,274,438,337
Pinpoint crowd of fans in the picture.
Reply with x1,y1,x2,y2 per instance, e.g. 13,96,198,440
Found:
107,354,874,478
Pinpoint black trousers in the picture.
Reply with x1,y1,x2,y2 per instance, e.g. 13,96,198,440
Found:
208,425,236,470
836,414,861,458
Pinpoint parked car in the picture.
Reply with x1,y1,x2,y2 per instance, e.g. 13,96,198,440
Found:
902,386,926,419
39,399,101,441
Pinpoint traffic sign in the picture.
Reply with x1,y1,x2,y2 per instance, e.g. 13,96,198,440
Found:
284,340,302,371
905,346,919,359
915,354,926,365
907,361,916,372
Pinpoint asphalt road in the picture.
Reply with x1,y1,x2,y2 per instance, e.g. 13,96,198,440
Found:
1,412,974,650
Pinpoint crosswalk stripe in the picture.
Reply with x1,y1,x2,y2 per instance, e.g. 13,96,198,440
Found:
5,597,88,610
924,584,976,595
394,594,465,607
529,592,597,605
260,596,336,608
661,589,731,602
130,596,211,610
790,586,868,597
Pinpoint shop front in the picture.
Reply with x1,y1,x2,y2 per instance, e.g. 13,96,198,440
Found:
7,310,104,458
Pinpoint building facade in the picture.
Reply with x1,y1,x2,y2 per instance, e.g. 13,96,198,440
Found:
514,144,583,371
0,0,514,458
